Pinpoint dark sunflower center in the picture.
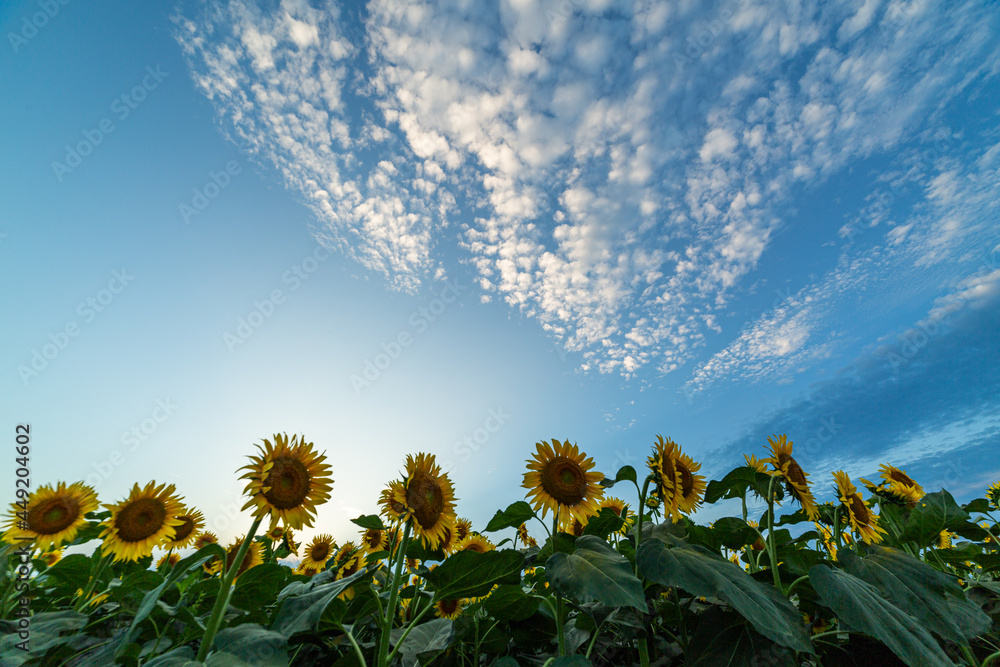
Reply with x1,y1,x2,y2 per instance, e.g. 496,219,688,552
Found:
439,599,460,614
850,495,870,524
341,558,360,576
310,542,330,561
28,497,80,535
678,464,695,497
226,542,255,576
889,470,915,486
406,471,444,528
457,524,470,541
785,458,807,487
540,456,587,506
263,456,311,509
171,516,195,542
115,498,167,542
364,529,381,548
465,541,486,553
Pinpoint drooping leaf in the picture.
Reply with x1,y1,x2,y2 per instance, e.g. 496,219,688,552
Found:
423,549,524,600
704,467,780,504
688,609,798,667
546,535,646,611
391,618,453,666
350,514,386,531
270,567,370,637
808,564,953,667
485,501,536,532
636,535,812,653
839,546,989,645
483,584,543,622
582,507,626,540
600,465,637,488
899,490,973,547
211,624,289,667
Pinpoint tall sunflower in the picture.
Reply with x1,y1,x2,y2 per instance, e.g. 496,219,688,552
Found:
3,481,98,551
215,536,264,580
878,464,924,506
744,454,768,474
100,482,185,562
763,435,819,521
454,517,473,542
302,534,335,571
164,507,204,550
361,527,387,554
833,471,886,545
239,433,333,530
987,481,1000,511
379,481,408,522
523,439,604,527
393,453,458,550
647,436,706,520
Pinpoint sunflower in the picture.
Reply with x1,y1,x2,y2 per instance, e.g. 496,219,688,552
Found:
335,541,355,564
302,534,335,570
744,454,768,474
266,525,285,542
284,527,300,555
434,598,465,620
763,435,819,521
436,519,458,554
394,453,458,550
646,496,661,510
164,507,204,550
938,530,956,549
878,464,924,506
987,481,1000,511
39,549,63,567
100,482,185,562
455,517,473,542
523,439,604,527
215,536,264,580
239,433,333,530
295,562,322,577
815,523,838,560
361,527,387,553
647,436,706,520
338,552,366,579
3,481,98,551
746,520,766,551
193,531,219,550
833,471,886,545
156,552,181,569
516,523,537,547
379,481,408,521
600,496,636,535
456,534,495,554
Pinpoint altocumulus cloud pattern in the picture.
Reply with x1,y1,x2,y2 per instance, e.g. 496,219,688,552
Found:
174,0,1000,385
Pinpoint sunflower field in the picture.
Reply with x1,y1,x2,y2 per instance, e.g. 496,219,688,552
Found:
3,433,1000,666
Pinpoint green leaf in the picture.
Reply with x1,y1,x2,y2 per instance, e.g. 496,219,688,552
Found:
350,514,386,531
550,658,592,666
231,563,289,612
423,549,524,600
636,535,811,653
581,507,626,540
0,610,87,664
963,498,991,514
711,517,762,550
704,467,778,504
839,546,989,645
40,554,92,593
546,535,645,611
211,624,289,667
142,646,197,666
270,567,370,637
688,610,797,667
808,565,954,667
392,618,453,665
483,584,543,622
600,465,637,488
485,501,536,532
899,490,971,547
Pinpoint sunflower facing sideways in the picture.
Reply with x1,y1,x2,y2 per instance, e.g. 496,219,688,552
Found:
832,471,886,544
523,439,605,528
647,436,706,521
763,434,819,521
215,536,264,580
239,433,333,531
3,481,99,551
301,534,335,571
164,507,205,550
988,481,1000,511
100,481,186,562
360,526,387,554
392,453,458,550
456,534,495,554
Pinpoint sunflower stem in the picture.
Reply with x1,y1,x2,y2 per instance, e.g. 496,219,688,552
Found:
377,520,411,667
832,505,843,553
552,510,567,657
634,476,653,576
765,473,783,594
74,552,111,613
638,635,650,667
386,594,433,664
196,514,262,662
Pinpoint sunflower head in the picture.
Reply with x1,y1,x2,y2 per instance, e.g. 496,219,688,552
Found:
457,534,495,554
156,552,181,569
215,536,264,580
379,481,408,522
396,453,458,550
434,598,465,620
165,507,204,549
39,549,63,568
266,525,285,541
193,531,219,550
878,464,924,506
337,552,366,580
938,530,956,549
3,482,99,551
833,471,886,545
523,439,604,526
763,435,819,521
361,527,387,553
239,433,333,530
100,482,186,562
647,436,706,520
302,534,335,570
743,454,768,474
987,481,1000,511
455,517,472,542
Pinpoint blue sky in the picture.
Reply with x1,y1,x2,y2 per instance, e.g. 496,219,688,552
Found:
2,0,998,552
